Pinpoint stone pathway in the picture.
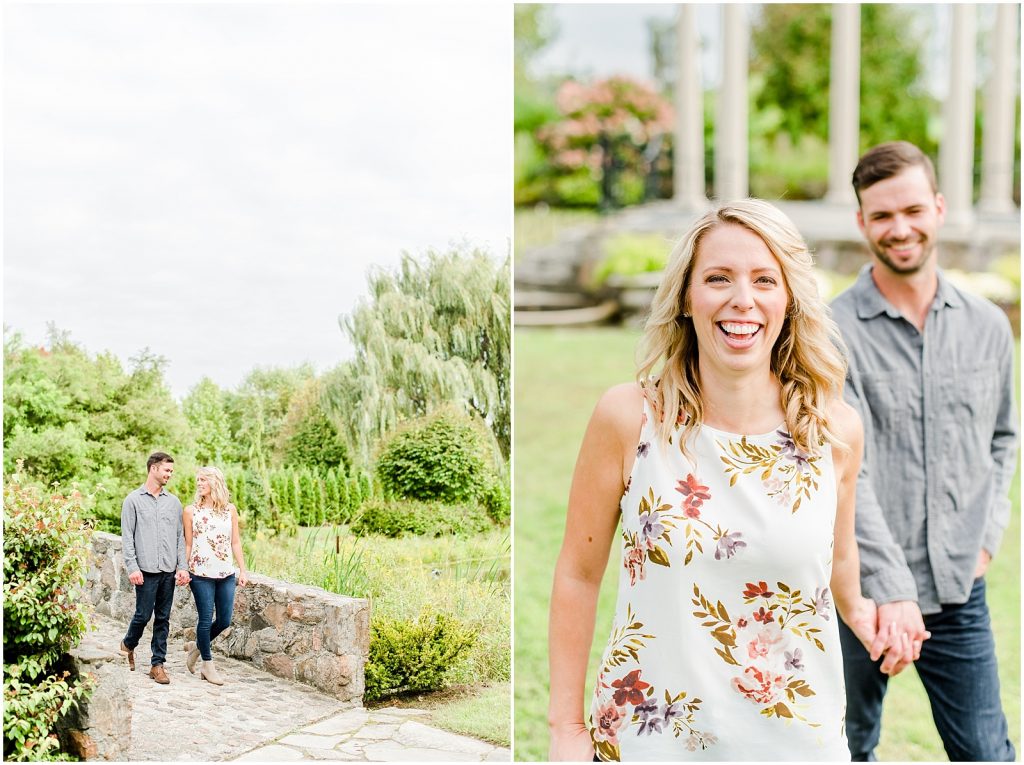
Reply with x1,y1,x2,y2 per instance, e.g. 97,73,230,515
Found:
88,615,510,761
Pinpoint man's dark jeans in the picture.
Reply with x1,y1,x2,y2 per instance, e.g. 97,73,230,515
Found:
122,570,176,667
840,578,1014,761
188,573,237,661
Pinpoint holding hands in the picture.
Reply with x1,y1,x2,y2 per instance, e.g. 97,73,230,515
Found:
847,597,930,677
175,569,191,586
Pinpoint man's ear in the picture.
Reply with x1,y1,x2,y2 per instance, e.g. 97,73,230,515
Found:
934,192,946,226
855,208,866,236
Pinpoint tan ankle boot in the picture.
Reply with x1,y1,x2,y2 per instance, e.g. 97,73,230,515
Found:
185,643,201,674
200,659,224,685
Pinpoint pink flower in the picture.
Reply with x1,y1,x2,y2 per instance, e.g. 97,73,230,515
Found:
747,624,784,660
592,700,625,745
732,665,786,706
624,546,646,586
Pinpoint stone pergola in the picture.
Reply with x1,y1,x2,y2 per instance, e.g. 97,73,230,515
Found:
671,3,1020,253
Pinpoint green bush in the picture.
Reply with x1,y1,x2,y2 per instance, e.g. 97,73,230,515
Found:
351,499,492,538
364,611,478,701
480,478,510,525
592,233,672,287
376,408,494,505
3,469,93,761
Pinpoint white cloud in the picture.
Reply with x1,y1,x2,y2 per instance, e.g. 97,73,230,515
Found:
4,3,511,397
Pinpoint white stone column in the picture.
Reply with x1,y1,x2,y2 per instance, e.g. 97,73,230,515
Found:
715,4,748,200
673,4,707,211
825,4,860,205
938,4,977,226
979,3,1019,214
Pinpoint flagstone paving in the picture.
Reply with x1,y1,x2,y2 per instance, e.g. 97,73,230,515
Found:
89,615,510,761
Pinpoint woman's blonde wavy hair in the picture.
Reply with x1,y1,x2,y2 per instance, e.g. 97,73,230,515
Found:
194,466,231,512
637,198,848,457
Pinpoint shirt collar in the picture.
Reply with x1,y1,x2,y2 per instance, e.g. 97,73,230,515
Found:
854,263,962,320
138,484,168,498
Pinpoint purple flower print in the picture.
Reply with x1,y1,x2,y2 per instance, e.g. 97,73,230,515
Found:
813,587,832,620
784,647,805,672
637,510,665,546
634,698,662,735
776,429,811,473
637,441,651,458
714,530,747,560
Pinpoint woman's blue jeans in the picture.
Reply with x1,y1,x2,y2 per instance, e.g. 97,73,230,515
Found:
189,573,237,661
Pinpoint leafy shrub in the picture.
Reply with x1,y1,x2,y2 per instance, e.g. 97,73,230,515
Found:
479,477,510,525
364,611,478,701
351,499,492,538
3,469,93,760
592,233,672,287
375,408,494,505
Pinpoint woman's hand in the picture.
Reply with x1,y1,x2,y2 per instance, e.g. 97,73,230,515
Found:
238,571,249,587
548,721,595,762
843,595,878,652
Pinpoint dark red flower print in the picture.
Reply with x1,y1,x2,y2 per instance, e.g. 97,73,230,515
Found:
743,581,774,599
675,474,711,519
610,669,651,707
752,606,773,623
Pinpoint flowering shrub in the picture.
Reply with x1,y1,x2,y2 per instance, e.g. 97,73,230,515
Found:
528,77,674,209
3,468,93,760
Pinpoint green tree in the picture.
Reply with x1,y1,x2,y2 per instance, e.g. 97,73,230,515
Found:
326,247,510,463
3,328,191,529
182,377,231,465
750,5,936,155
280,379,348,472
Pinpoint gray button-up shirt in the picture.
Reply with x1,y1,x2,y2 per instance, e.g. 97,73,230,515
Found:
831,265,1018,615
121,485,186,574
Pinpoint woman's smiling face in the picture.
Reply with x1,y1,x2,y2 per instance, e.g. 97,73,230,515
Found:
686,223,790,377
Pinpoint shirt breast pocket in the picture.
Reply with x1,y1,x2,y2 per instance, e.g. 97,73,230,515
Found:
944,361,999,422
859,372,910,429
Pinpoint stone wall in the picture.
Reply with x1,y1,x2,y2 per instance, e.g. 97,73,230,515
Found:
85,531,370,703
56,634,131,761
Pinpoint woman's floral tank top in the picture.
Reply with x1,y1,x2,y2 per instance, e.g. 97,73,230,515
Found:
188,504,235,579
588,396,849,761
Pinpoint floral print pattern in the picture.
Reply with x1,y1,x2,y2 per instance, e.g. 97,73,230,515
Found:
692,580,832,726
717,430,823,513
591,608,716,761
592,394,845,758
189,505,235,578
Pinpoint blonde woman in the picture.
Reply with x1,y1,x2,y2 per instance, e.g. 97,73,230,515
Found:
547,200,927,761
184,467,249,685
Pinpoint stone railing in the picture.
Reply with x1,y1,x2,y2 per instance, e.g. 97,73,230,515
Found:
55,634,131,761
85,532,370,703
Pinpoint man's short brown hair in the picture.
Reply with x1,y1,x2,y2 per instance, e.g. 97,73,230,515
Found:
146,452,174,471
852,141,938,204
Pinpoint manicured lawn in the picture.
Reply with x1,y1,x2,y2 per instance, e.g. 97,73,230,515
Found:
513,326,1021,761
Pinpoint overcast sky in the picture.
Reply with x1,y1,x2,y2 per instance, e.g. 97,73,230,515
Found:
5,4,510,398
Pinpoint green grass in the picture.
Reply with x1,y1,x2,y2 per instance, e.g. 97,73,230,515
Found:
427,682,511,745
513,326,1021,761
245,525,510,738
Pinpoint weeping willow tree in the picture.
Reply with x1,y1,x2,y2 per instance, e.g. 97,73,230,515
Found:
326,247,510,465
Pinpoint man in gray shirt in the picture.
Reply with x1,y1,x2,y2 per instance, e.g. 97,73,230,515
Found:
831,141,1017,761
118,451,190,684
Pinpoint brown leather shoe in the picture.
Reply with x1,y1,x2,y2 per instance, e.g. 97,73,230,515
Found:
119,641,135,671
148,664,170,684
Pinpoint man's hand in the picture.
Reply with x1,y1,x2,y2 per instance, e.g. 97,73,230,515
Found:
872,600,930,676
548,721,596,761
974,549,991,579
128,571,144,586
175,569,191,586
